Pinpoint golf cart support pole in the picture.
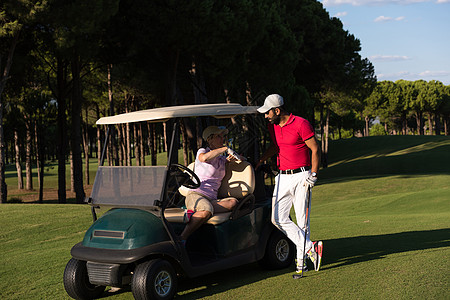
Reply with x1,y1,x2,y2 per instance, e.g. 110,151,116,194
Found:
90,125,111,223
99,125,111,168
158,119,184,252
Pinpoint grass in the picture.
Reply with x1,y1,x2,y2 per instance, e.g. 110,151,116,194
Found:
1,135,449,299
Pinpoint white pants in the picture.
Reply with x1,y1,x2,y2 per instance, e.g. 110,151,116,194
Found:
271,171,313,264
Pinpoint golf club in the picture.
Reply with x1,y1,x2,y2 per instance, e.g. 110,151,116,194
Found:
293,185,311,279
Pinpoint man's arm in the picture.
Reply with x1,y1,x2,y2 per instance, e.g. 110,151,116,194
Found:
256,143,278,169
305,136,320,173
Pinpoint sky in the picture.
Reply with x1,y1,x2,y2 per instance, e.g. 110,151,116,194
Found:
319,0,450,85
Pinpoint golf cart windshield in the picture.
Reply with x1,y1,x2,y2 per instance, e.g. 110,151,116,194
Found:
90,166,166,208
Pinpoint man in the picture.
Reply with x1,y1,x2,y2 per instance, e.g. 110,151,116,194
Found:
256,94,323,278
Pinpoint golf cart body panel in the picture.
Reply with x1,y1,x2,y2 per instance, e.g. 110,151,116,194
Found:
64,103,293,298
82,208,170,250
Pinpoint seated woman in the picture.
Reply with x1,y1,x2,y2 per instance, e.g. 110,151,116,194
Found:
180,126,242,243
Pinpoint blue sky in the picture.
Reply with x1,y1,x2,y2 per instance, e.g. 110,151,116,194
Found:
320,0,450,85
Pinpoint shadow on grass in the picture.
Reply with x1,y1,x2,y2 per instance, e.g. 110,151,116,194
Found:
323,228,450,270
177,262,290,299
175,228,449,299
319,136,450,184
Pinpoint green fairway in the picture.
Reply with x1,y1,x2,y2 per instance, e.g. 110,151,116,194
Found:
1,135,449,299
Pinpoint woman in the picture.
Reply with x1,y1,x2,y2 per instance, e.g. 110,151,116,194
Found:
180,126,242,243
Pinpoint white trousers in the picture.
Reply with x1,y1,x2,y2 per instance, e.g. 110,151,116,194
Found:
271,171,313,263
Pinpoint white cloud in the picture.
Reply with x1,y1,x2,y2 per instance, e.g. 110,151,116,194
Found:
374,16,392,22
370,55,412,61
334,11,348,17
374,15,406,22
322,0,432,7
436,0,450,3
419,70,450,77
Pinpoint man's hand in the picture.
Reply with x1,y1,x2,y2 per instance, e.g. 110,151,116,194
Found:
305,173,318,188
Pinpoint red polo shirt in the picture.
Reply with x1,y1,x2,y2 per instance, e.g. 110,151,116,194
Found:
268,114,315,170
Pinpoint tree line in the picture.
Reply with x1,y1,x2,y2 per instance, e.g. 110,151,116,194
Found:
3,0,430,204
365,80,450,136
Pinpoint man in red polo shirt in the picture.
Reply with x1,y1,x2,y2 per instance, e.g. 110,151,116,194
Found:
256,94,323,278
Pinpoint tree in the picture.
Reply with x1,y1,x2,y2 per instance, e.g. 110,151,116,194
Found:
1,0,47,203
39,0,119,203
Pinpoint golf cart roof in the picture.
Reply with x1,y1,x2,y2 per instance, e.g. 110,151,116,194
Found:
96,103,259,125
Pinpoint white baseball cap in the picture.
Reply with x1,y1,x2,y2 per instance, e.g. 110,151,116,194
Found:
257,94,284,113
202,126,228,141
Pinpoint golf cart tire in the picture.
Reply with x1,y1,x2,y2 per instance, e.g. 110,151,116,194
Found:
132,259,177,300
63,258,105,300
259,229,294,270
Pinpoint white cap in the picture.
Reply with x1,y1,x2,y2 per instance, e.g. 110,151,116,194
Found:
257,94,284,113
202,126,228,141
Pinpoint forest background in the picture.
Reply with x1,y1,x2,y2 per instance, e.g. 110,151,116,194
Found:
1,0,450,204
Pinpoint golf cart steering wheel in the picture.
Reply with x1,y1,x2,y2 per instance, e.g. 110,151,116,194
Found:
169,164,201,189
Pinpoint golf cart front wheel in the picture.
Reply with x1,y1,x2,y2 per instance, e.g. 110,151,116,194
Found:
63,258,105,300
132,259,177,300
259,229,295,269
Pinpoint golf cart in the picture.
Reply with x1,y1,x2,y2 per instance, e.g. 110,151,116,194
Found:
63,103,294,300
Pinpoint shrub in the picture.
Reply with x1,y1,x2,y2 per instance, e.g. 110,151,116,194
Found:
370,123,387,136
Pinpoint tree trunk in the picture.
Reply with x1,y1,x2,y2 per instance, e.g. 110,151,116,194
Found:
319,105,327,167
83,108,89,185
25,118,33,191
117,124,124,166
428,113,433,135
165,49,180,164
435,113,441,135
401,112,407,135
139,123,145,166
148,123,157,166
365,116,369,137
190,58,207,150
415,111,424,135
133,96,141,166
70,151,74,192
35,118,44,203
134,119,140,166
180,120,189,165
96,104,102,166
163,122,168,153
322,107,329,168
71,54,85,203
14,130,23,189
121,124,127,165
444,115,448,136
108,64,118,166
126,125,132,166
0,29,20,203
57,57,67,203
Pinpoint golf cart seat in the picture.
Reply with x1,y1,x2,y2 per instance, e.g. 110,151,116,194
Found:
165,160,255,225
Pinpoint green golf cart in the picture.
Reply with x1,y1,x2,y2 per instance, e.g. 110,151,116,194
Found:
63,103,294,300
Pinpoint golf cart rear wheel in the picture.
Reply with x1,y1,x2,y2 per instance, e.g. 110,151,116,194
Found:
63,258,105,300
132,259,177,300
260,229,294,269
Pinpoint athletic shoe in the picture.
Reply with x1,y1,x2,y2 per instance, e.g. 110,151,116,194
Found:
307,241,323,271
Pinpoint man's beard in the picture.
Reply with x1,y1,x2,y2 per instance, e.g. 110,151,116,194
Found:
269,114,281,125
